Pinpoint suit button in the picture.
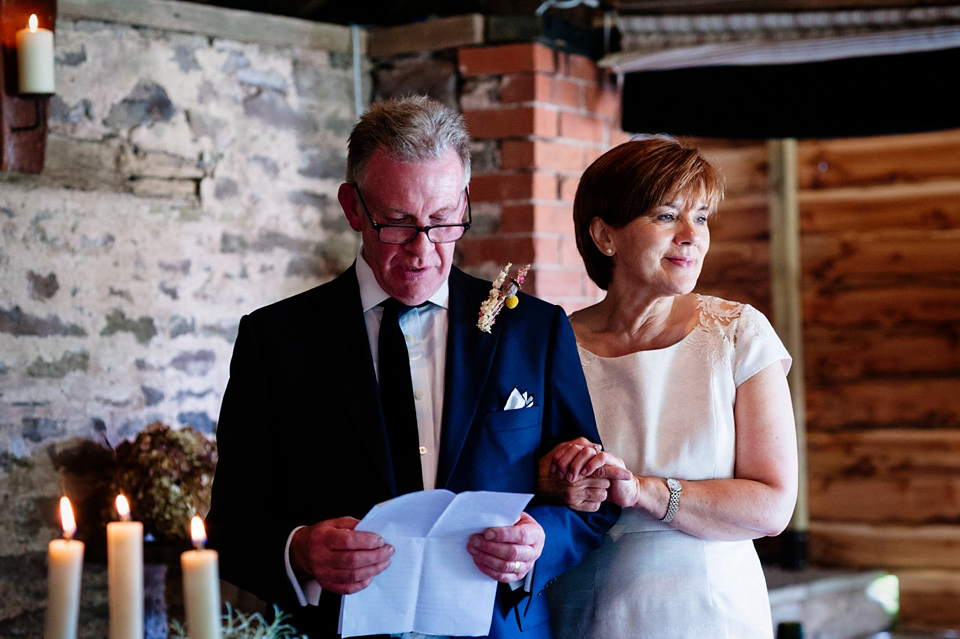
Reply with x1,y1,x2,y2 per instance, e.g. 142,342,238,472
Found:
419,446,427,455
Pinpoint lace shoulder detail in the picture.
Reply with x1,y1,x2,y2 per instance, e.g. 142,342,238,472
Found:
688,294,752,370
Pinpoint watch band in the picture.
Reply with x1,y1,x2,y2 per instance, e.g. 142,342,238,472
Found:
660,478,682,523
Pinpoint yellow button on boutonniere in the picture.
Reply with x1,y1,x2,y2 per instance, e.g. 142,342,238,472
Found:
477,262,530,333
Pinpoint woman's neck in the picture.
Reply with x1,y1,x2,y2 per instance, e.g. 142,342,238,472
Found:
571,290,700,357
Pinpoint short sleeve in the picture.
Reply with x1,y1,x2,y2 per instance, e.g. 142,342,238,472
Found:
732,305,792,387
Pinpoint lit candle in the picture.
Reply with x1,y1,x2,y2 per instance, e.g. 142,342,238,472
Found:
107,495,143,639
44,497,84,639
181,516,222,639
16,14,55,94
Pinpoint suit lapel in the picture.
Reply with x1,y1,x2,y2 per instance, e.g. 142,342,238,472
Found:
437,268,500,488
323,265,398,496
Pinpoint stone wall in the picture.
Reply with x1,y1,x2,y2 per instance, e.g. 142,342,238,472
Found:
0,3,362,632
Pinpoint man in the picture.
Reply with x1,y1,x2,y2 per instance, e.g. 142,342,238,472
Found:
206,95,618,638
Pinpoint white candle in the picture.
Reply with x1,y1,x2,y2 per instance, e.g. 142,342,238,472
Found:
181,516,222,639
107,495,143,639
16,14,55,94
44,497,84,639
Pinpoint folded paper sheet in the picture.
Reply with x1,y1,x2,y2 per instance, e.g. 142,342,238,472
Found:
339,490,533,638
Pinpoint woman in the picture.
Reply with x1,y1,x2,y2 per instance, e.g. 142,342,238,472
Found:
541,136,798,639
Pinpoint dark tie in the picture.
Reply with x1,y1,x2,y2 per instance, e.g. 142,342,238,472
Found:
378,298,424,495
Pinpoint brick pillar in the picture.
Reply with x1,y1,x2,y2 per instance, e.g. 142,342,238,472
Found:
457,42,629,310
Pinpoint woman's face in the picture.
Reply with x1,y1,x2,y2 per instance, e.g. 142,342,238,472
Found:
603,192,712,297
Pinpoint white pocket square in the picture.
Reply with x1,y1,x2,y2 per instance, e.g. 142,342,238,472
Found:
504,387,534,410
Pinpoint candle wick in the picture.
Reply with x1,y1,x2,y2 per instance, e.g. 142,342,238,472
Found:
195,541,205,551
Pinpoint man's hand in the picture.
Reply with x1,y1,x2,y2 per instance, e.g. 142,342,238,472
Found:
290,517,395,595
467,512,545,582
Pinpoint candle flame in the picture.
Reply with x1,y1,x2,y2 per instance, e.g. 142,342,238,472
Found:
115,494,131,521
190,515,207,548
28,14,38,31
59,496,77,539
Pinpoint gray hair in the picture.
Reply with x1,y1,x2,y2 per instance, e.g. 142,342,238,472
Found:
346,95,471,187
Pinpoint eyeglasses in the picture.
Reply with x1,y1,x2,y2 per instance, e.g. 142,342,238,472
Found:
351,184,471,245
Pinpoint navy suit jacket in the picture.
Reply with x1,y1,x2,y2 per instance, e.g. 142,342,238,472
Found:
207,265,618,638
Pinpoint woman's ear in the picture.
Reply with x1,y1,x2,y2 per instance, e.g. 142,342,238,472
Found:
590,217,615,256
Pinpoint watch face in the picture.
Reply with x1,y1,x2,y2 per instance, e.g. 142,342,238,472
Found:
667,478,682,492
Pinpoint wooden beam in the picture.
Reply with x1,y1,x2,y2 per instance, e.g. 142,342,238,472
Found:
768,138,809,538
367,13,484,58
57,0,361,52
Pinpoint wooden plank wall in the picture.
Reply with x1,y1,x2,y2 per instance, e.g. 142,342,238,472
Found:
692,129,960,631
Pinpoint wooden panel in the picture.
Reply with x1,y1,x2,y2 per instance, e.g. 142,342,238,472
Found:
810,522,960,570
808,430,960,523
804,326,960,382
700,240,770,280
806,378,960,431
800,180,960,234
802,233,960,281
797,129,960,190
802,287,960,326
711,193,769,241
695,141,769,197
896,570,960,631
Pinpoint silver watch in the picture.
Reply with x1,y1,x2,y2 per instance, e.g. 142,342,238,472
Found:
660,478,682,523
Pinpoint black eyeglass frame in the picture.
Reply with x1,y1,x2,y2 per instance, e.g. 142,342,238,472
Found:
351,183,472,245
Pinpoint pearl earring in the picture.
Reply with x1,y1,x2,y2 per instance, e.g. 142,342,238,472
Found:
605,248,614,255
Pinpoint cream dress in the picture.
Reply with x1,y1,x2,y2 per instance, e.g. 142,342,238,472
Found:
549,295,791,639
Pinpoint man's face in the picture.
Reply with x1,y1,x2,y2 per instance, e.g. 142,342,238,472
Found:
340,148,467,306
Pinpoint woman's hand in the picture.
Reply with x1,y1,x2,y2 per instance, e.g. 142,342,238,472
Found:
538,438,635,511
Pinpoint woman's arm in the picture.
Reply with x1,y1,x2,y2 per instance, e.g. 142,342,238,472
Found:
542,362,798,541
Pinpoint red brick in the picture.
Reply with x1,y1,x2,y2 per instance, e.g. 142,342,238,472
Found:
559,236,583,266
611,128,632,146
463,106,535,139
499,204,536,233
458,43,555,77
501,139,536,170
500,73,551,104
458,234,536,268
550,77,583,110
559,111,606,144
500,204,573,235
534,140,586,173
532,236,561,265
470,171,557,203
531,205,574,233
559,175,580,202
504,139,583,172
529,267,587,299
585,83,621,120
464,105,559,139
470,172,533,202
566,52,599,82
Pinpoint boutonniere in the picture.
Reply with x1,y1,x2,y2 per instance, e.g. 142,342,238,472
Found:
477,262,530,333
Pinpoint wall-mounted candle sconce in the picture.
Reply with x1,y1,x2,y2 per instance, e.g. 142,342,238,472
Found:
0,0,57,174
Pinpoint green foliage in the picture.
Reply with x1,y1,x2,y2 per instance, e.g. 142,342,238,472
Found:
170,604,300,639
110,422,217,542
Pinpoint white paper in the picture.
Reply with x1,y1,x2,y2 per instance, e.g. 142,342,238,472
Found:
339,489,533,638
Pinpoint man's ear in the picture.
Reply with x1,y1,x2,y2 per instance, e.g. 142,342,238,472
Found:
339,183,363,233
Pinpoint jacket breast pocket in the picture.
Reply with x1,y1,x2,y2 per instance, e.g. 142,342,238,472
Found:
483,405,542,432
476,406,543,492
